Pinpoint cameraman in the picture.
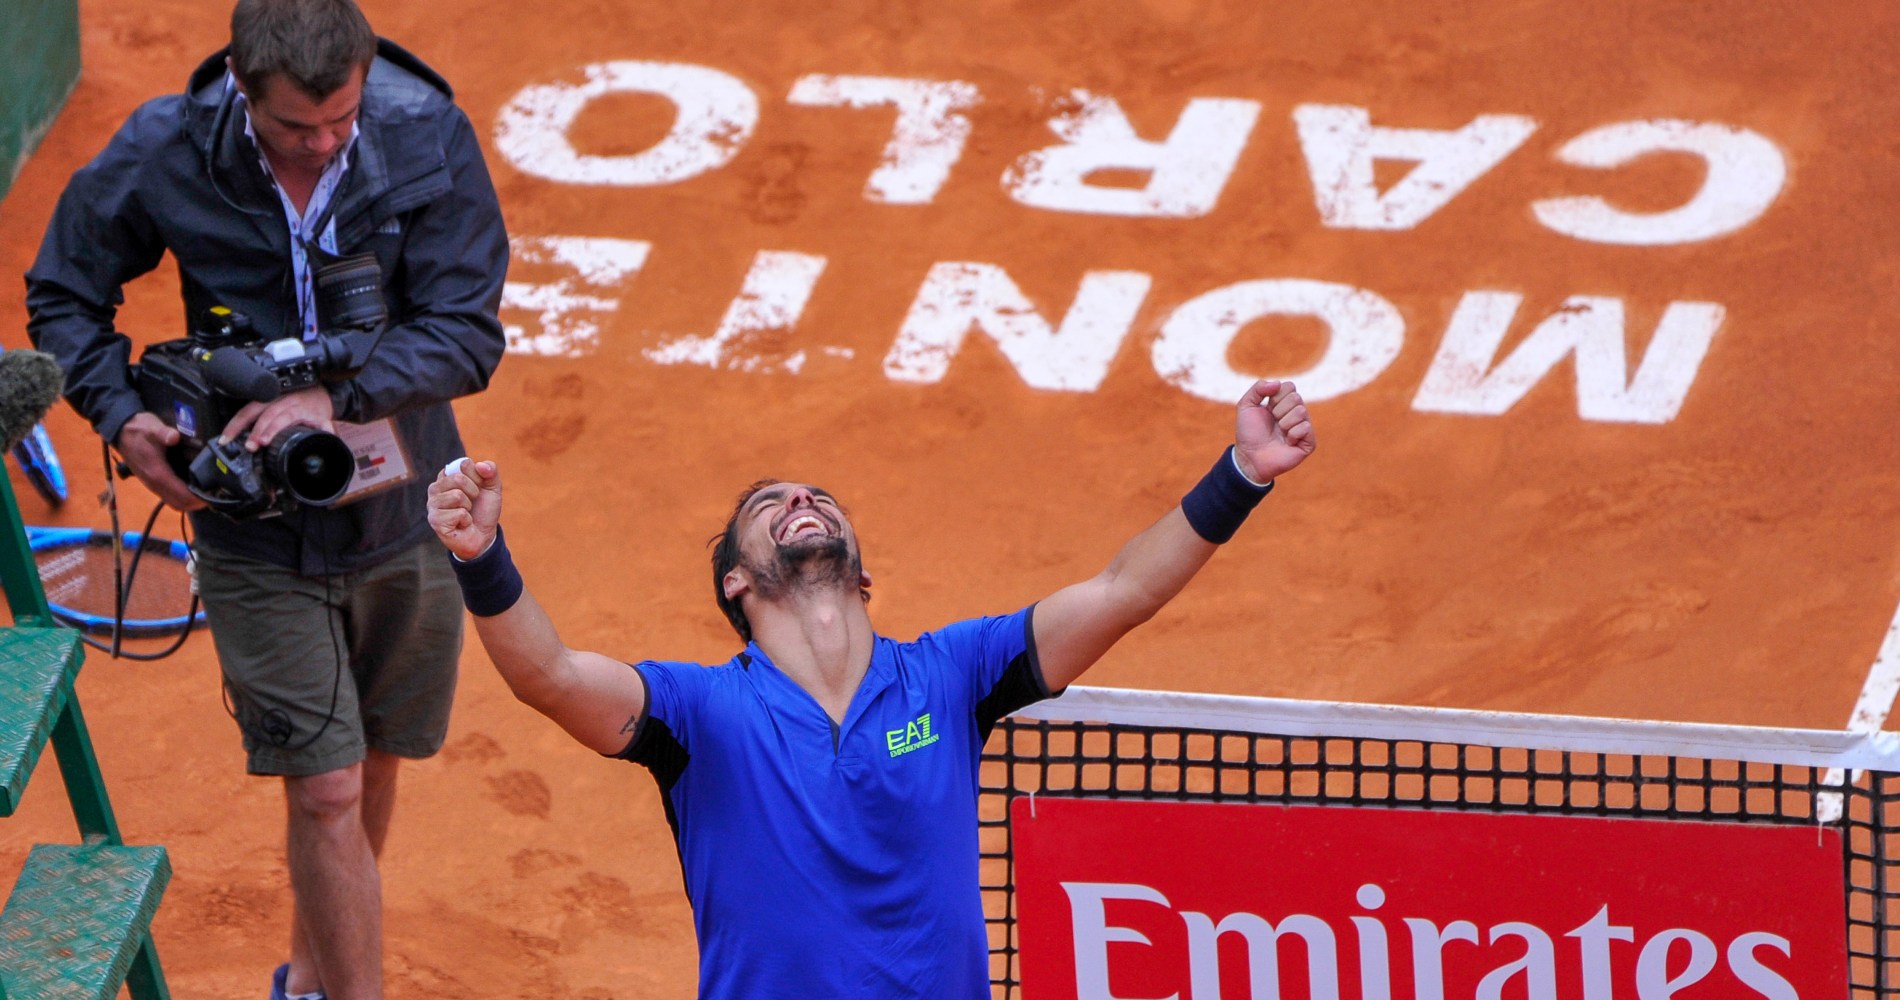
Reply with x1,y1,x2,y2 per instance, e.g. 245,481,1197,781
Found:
23,1,507,998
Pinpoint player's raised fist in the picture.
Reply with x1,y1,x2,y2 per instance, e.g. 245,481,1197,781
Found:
1234,379,1316,484
428,458,503,560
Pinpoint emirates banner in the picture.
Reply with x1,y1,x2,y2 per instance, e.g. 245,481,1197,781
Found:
1013,797,1847,1000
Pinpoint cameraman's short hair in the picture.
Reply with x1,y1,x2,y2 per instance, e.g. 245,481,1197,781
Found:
229,0,376,100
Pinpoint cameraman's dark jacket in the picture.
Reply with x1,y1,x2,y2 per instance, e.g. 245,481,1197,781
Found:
26,40,507,576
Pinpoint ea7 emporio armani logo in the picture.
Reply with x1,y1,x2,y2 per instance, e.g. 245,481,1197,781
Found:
887,713,941,757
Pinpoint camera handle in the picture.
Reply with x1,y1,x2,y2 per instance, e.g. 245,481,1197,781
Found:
199,333,357,404
201,345,289,401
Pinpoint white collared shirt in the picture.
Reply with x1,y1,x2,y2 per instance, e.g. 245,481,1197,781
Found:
235,79,360,342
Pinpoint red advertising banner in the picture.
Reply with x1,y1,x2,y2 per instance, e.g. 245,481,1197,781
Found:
1014,797,1847,1000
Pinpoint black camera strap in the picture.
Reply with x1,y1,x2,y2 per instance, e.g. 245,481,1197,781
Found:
293,200,345,342
300,198,345,270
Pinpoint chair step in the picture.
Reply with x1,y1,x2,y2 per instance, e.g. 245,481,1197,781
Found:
0,628,82,817
0,843,169,1000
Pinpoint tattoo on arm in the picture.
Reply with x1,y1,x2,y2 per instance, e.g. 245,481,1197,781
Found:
619,714,639,735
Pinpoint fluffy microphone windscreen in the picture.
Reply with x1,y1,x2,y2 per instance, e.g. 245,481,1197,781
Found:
0,349,65,452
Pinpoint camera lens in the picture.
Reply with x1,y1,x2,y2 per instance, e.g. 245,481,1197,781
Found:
314,252,387,332
266,426,354,507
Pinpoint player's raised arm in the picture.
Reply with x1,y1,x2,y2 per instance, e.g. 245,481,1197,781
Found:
1032,379,1315,690
428,460,646,754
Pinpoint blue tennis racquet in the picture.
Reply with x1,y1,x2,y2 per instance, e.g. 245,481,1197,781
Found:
10,423,68,505
28,527,203,636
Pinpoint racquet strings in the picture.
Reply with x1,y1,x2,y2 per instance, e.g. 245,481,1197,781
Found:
36,531,196,635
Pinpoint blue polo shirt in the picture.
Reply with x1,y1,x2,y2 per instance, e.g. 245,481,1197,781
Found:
617,605,1052,999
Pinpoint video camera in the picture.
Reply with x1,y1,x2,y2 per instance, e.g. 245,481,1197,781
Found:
133,251,389,519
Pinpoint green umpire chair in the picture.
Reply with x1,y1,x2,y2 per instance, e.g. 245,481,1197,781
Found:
0,470,170,999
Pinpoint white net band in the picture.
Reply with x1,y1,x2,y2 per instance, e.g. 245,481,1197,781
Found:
1015,684,1900,772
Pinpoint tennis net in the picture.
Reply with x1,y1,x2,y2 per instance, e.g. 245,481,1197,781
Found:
980,686,1900,999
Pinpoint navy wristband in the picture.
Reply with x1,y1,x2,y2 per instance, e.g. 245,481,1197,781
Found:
1181,446,1273,544
449,526,524,617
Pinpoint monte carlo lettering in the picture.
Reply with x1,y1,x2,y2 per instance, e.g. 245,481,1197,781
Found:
495,63,1788,425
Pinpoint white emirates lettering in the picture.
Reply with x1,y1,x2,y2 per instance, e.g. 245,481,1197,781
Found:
1058,882,1799,1000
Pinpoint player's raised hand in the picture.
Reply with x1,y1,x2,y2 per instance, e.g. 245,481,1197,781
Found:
1233,379,1315,484
428,458,503,560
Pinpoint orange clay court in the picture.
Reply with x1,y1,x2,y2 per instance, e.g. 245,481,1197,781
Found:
2,0,1899,995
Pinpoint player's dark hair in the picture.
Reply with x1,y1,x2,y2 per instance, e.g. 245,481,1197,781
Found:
709,479,870,644
710,479,783,643
229,0,376,100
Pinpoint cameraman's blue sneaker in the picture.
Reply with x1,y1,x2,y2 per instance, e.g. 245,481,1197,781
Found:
270,963,326,1000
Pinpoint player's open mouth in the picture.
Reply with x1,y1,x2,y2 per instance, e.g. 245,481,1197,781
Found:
777,513,831,543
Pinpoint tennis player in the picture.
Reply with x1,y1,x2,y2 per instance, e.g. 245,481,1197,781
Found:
426,378,1314,998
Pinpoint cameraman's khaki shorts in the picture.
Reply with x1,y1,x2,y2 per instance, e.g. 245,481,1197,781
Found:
195,539,463,777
